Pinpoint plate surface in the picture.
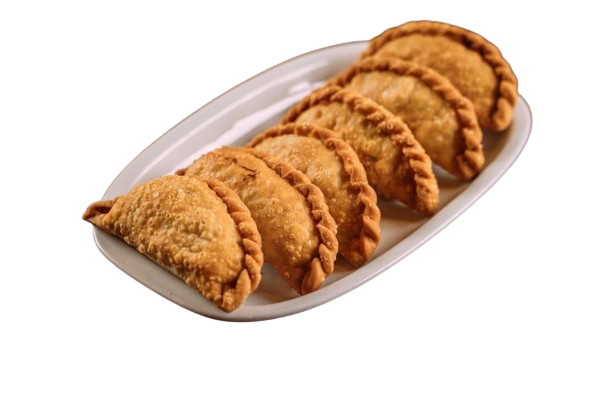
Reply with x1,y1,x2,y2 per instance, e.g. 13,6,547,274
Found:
92,41,532,322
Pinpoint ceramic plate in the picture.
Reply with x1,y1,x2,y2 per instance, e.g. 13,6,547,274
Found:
91,41,532,322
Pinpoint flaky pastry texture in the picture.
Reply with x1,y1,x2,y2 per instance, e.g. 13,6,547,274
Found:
177,147,338,295
247,123,381,267
82,175,263,312
330,57,484,180
282,85,439,214
362,20,518,131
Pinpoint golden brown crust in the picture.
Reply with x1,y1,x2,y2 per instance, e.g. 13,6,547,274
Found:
247,123,381,267
362,20,518,131
330,57,484,180
282,85,439,214
82,175,264,312
82,199,115,225
245,148,338,294
199,177,264,296
178,147,338,295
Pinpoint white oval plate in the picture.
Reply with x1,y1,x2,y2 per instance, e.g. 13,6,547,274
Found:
91,41,532,322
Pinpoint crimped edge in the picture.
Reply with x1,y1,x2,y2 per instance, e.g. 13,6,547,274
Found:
361,20,518,131
282,85,439,214
329,57,485,180
82,175,264,313
193,176,264,310
247,123,381,267
237,147,339,295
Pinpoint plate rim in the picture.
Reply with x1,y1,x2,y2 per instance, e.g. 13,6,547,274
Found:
91,41,533,322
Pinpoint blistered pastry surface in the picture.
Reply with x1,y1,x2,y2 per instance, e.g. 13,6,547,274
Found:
283,86,439,214
180,147,338,294
375,35,497,124
363,21,518,131
82,175,263,312
331,57,484,179
257,136,357,238
248,123,381,266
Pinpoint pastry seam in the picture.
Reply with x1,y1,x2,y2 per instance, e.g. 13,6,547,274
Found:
361,20,518,131
242,147,339,295
193,177,264,301
282,85,439,214
83,176,263,312
247,123,381,267
330,57,485,180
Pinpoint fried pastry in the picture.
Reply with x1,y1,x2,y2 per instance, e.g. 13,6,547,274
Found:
330,57,484,180
247,123,381,267
361,20,518,131
177,147,338,295
282,85,439,214
82,175,264,312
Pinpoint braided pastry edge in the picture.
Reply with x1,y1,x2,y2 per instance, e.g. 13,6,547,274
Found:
361,20,518,131
282,86,439,214
247,123,381,267
195,176,264,310
242,147,339,295
330,57,485,180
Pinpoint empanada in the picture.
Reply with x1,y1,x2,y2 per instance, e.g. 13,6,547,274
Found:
82,175,264,312
282,85,439,214
177,147,338,295
247,123,381,267
361,20,518,131
330,57,484,180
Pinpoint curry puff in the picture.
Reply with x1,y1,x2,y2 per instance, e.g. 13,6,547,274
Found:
177,147,338,295
282,85,439,215
330,57,484,180
362,20,518,131
248,123,381,267
82,175,264,312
